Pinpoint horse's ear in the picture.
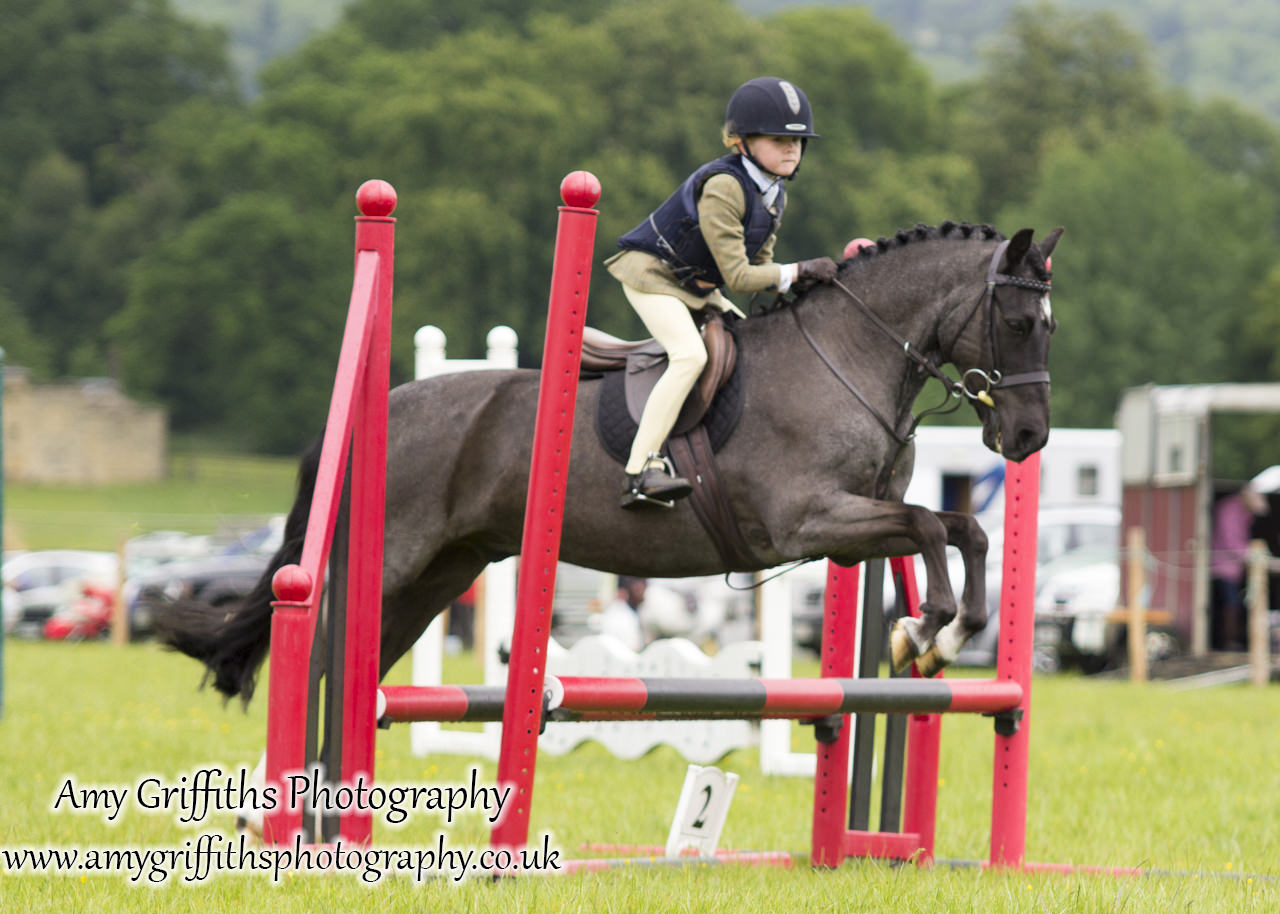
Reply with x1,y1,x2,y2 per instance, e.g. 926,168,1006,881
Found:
1001,228,1035,271
1037,227,1064,261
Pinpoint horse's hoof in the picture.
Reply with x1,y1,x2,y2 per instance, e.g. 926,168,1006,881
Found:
235,814,263,846
915,645,947,679
890,618,922,673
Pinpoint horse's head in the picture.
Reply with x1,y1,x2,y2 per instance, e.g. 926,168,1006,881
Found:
950,227,1062,462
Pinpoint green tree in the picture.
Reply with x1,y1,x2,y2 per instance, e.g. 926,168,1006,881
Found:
244,0,777,357
760,7,979,258
340,0,608,51
0,287,51,377
1244,265,1280,382
6,153,91,353
70,0,1280,456
0,0,234,376
111,194,349,450
949,3,1167,220
99,0,1007,449
0,0,233,202
1004,127,1278,428
1171,94,1280,229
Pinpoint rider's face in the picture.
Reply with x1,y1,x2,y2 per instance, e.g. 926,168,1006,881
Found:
742,135,802,177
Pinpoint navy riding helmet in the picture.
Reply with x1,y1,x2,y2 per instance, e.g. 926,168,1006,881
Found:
724,77,819,140
725,77,818,178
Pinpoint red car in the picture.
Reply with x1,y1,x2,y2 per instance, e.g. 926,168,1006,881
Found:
43,583,116,641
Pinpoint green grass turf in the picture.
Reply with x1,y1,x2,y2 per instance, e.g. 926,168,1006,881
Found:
1,639,1278,911
4,452,298,553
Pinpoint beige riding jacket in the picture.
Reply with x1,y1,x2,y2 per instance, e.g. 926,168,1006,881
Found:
604,173,786,317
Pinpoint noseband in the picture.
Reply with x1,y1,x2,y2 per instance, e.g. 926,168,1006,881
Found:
953,239,1053,407
791,238,1052,446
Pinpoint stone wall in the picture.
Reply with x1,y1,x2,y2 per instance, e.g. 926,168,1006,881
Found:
3,367,168,484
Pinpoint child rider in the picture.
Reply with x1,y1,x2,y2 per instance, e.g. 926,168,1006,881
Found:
606,76,839,508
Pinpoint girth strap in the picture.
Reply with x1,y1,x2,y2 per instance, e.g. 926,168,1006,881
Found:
666,428,760,571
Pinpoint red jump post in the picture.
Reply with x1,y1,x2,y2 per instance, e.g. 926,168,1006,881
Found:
262,180,396,846
989,450,1040,867
492,172,601,853
809,451,1041,868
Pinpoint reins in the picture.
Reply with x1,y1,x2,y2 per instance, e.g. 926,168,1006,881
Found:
725,238,1055,592
791,239,1052,450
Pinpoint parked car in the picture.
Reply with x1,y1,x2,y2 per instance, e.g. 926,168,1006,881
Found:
1033,541,1186,673
1031,545,1120,671
122,517,284,637
926,504,1122,667
122,530,211,578
2,550,119,639
43,583,117,641
975,504,1121,605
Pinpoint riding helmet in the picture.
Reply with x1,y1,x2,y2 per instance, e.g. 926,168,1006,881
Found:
724,77,818,139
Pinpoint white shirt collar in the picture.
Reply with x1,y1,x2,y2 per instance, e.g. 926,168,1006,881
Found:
740,154,782,208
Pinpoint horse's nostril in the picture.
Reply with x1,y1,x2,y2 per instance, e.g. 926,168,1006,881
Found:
1011,426,1047,460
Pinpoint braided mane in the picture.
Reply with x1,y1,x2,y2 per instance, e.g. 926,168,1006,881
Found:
749,220,1050,317
836,220,1051,281
840,221,1002,267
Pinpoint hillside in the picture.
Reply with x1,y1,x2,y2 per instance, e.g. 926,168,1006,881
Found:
175,1,1280,121
743,0,1280,122
171,0,346,93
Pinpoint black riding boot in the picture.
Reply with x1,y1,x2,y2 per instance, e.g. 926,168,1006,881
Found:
620,458,692,509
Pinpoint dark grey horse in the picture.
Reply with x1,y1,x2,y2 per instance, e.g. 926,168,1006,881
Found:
159,221,1061,701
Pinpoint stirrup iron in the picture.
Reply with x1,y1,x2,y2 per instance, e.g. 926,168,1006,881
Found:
620,453,691,509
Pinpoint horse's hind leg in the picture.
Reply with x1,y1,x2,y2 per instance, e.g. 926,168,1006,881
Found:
236,544,495,841
235,753,268,841
377,543,497,678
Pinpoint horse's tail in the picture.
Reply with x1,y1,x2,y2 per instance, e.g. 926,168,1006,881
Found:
155,438,322,705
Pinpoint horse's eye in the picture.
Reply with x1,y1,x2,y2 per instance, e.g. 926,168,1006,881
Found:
1004,317,1032,337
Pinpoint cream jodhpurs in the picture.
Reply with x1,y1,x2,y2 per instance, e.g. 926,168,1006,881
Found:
622,285,708,474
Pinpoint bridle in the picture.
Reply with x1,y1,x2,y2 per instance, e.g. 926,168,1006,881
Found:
951,238,1053,406
791,238,1053,448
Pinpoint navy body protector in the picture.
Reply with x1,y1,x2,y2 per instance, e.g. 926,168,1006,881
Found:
616,154,783,292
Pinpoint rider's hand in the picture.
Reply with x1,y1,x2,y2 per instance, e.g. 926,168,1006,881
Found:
796,257,838,284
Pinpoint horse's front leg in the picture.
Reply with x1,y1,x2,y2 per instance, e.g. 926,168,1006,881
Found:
782,495,957,671
912,510,989,677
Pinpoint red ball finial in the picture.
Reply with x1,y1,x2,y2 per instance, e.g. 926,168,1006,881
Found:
560,171,601,209
272,564,314,603
843,237,875,259
356,179,397,217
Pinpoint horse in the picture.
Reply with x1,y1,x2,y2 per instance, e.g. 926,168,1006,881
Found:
157,220,1061,706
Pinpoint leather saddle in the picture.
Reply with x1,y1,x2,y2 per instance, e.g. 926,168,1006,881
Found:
580,309,739,437
583,310,758,570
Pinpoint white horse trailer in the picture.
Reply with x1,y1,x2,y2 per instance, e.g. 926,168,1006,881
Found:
904,425,1121,516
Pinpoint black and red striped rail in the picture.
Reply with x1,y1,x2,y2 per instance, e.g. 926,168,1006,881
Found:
378,675,1021,725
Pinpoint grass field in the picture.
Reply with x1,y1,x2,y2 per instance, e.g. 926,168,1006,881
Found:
1,638,1279,912
3,452,298,553
4,453,1280,908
